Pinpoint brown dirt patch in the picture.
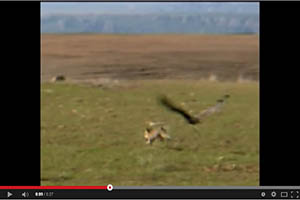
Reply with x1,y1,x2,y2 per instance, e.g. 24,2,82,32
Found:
41,34,259,82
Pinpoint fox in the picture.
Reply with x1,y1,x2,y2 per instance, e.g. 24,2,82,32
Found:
144,126,171,145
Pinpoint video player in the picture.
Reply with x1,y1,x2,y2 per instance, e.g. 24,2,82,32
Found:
1,1,299,200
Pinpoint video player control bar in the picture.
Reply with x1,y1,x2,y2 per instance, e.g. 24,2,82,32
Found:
0,186,299,199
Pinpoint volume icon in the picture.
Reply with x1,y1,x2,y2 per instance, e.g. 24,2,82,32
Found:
22,192,29,197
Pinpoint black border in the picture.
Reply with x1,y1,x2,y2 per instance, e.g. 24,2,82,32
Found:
259,1,300,186
0,2,41,186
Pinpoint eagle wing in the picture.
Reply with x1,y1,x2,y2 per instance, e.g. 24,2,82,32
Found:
159,94,230,125
159,95,200,124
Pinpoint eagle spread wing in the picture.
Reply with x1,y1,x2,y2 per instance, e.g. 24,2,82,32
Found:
159,94,230,125
159,95,200,124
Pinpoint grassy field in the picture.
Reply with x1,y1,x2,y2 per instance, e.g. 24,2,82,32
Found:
41,80,259,186
41,34,259,185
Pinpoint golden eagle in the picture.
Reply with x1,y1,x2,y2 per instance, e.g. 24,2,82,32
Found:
160,94,230,124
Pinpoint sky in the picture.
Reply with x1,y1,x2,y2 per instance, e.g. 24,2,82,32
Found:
41,2,259,16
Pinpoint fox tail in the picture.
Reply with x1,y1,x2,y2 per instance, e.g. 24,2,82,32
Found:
160,132,171,140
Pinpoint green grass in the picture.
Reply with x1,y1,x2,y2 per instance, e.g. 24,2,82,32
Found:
41,80,259,186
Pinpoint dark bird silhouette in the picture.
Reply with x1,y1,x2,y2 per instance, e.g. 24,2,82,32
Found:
159,94,230,125
160,95,200,124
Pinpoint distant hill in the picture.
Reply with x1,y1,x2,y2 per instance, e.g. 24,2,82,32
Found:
41,3,259,16
41,13,259,34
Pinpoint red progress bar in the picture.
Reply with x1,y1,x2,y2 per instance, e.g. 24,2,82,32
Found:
0,186,107,189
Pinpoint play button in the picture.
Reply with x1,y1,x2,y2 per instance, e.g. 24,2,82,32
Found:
7,192,13,198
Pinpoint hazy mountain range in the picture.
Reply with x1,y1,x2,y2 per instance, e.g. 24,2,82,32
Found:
41,3,259,34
